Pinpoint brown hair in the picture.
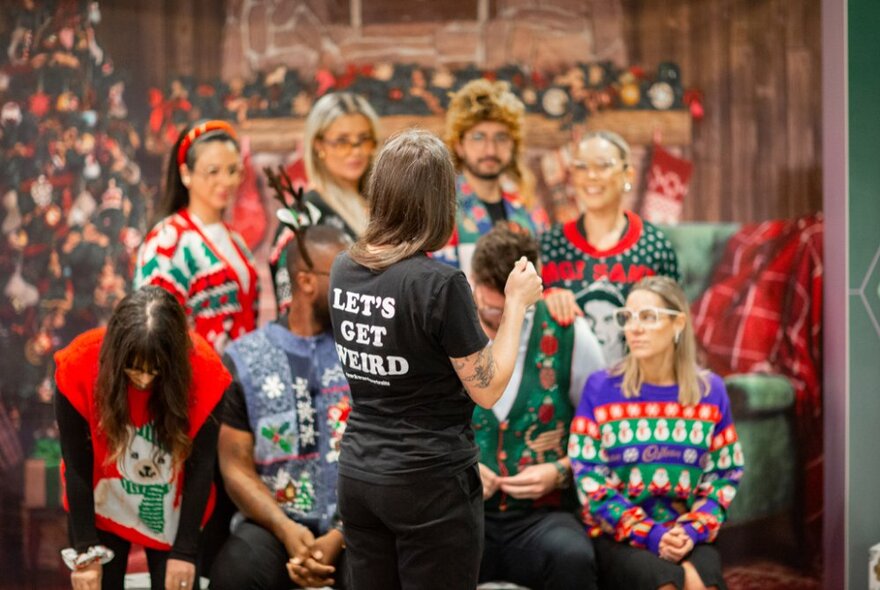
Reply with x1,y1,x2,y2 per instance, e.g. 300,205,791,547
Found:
610,276,708,406
349,130,456,270
471,224,539,293
156,121,240,225
96,286,193,464
444,79,526,182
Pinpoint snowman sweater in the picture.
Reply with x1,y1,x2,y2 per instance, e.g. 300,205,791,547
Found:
568,370,743,555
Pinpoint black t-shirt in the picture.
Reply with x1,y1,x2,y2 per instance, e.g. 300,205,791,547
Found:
329,252,489,484
483,199,508,226
221,356,250,432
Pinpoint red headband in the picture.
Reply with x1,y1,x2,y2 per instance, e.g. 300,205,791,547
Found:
176,120,238,166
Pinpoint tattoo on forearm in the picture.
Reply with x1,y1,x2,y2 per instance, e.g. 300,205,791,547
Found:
462,346,495,388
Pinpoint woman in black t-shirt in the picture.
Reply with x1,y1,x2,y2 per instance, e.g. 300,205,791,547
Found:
329,130,543,590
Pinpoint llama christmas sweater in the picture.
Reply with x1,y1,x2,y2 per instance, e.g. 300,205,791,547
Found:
54,328,230,553
568,370,743,555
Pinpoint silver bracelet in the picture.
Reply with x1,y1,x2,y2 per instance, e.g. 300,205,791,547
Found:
61,545,115,571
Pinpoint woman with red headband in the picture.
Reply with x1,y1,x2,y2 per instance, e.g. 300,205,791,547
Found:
135,121,259,354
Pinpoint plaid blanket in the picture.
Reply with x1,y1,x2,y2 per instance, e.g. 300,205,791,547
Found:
691,214,823,558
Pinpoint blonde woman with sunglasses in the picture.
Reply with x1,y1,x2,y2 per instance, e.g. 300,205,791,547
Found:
569,276,743,590
270,92,380,312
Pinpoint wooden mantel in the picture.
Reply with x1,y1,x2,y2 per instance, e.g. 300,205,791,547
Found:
237,110,691,153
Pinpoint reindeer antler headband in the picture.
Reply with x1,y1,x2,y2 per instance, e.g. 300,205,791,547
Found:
264,165,322,268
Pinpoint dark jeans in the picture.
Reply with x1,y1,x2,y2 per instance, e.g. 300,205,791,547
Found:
91,528,193,590
594,535,727,590
337,464,483,590
210,519,348,590
479,509,598,590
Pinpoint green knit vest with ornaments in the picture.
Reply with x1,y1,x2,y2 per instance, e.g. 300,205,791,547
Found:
473,301,575,512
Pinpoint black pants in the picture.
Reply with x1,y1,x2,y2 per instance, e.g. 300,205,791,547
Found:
594,535,727,590
199,464,235,575
91,528,194,590
479,509,598,590
210,519,349,590
337,464,483,590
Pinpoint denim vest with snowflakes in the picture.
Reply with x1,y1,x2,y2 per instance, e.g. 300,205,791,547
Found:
225,323,351,534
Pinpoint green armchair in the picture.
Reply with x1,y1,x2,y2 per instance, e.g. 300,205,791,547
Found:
658,224,797,527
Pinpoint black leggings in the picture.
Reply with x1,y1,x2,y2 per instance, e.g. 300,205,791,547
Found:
338,464,484,590
87,528,197,590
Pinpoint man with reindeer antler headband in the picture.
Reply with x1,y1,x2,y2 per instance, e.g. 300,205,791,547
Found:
211,167,353,590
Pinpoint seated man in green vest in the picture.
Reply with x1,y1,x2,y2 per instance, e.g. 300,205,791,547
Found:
471,224,605,590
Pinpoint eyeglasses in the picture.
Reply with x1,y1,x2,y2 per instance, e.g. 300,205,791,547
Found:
463,131,514,149
570,159,624,177
614,307,681,329
192,165,243,180
320,135,376,156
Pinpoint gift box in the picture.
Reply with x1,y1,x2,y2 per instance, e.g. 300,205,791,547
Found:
24,438,62,508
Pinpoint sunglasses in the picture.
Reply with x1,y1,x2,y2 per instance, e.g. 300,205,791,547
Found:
614,306,681,329
320,135,376,156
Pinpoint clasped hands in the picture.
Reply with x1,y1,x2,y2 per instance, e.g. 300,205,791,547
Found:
284,523,344,588
658,525,694,563
478,462,561,500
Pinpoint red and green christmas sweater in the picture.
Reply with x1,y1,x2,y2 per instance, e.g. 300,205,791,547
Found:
54,328,231,551
540,210,680,307
569,370,744,555
473,301,575,513
135,209,259,353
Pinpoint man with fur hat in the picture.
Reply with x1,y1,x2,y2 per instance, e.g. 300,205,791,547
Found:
433,79,547,275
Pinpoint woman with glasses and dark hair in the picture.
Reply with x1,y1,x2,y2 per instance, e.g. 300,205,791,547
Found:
540,131,680,364
569,276,743,590
135,121,258,354
270,92,380,312
328,130,543,590
54,286,230,590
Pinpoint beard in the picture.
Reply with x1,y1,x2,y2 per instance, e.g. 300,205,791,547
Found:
462,157,510,181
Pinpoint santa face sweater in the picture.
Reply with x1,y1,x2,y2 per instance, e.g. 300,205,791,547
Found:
540,211,680,364
568,370,743,555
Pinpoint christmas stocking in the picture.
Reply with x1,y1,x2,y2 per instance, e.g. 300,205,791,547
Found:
641,143,693,225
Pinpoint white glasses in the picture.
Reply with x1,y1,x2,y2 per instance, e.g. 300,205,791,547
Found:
614,306,681,329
